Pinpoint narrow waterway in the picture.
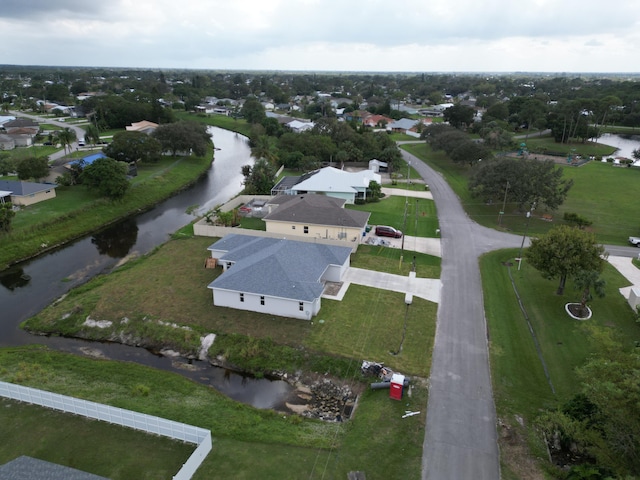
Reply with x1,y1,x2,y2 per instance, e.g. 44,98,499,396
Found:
0,127,294,409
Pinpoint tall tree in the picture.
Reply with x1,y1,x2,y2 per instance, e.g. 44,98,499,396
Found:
469,157,573,210
241,158,276,194
16,156,49,181
241,97,266,124
0,202,16,234
81,157,130,199
525,225,605,295
104,131,162,164
152,121,211,157
56,127,76,155
443,104,476,129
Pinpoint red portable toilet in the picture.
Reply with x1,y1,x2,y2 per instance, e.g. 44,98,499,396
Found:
389,373,405,401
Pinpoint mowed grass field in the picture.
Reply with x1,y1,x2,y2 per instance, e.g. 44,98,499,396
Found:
402,142,640,244
11,225,438,478
480,249,638,477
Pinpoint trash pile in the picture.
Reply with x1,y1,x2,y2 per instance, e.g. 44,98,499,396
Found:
361,360,395,381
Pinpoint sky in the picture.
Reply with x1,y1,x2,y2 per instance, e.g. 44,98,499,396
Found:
1,0,639,73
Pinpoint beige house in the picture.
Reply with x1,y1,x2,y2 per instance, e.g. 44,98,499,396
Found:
0,180,57,206
263,194,370,243
125,120,158,135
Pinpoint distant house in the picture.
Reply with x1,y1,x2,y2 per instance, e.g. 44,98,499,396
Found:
3,118,39,147
368,159,388,173
207,234,352,320
286,119,314,133
387,118,419,133
262,194,370,242
0,134,15,150
125,120,158,135
0,180,57,206
287,166,381,204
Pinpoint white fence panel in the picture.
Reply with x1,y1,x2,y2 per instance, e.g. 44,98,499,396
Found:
0,381,212,480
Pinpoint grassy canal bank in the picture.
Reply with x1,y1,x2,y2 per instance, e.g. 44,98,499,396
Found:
0,149,214,271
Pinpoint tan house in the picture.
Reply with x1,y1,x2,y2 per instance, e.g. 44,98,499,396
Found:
262,194,370,243
125,120,158,135
0,180,57,206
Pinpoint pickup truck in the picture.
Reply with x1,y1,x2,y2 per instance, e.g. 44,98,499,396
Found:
629,236,640,247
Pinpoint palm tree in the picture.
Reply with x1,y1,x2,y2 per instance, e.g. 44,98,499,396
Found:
55,127,76,155
572,270,606,318
251,135,278,165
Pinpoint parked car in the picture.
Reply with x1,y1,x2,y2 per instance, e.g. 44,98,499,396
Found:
629,236,640,247
238,205,252,213
375,226,403,238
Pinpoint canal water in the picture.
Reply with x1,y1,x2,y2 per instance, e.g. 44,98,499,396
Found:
0,127,294,410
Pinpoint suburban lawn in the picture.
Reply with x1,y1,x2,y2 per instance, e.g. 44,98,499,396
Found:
174,110,252,137
351,244,441,279
24,234,438,377
0,397,193,480
481,249,638,476
12,228,436,478
0,151,214,270
0,345,427,479
402,142,640,245
348,194,439,238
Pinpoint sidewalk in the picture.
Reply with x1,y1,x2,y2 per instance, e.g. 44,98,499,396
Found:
607,255,640,299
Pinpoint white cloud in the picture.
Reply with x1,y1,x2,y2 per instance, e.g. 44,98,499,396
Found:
0,0,638,72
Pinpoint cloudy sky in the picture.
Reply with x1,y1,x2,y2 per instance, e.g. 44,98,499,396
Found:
2,0,639,73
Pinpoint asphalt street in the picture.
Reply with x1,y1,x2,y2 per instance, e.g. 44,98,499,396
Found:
400,148,525,480
400,145,639,479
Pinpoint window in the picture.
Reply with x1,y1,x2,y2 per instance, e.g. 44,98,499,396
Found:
239,293,244,302
299,302,304,311
260,296,265,305
291,225,296,230
303,226,309,234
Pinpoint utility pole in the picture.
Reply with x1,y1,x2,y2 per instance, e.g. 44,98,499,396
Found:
498,180,509,226
518,202,536,270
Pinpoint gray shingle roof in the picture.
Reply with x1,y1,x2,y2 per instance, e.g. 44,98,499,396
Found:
264,194,370,228
207,234,352,301
0,180,57,196
0,456,109,480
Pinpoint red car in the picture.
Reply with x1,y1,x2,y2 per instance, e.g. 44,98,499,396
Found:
375,226,403,238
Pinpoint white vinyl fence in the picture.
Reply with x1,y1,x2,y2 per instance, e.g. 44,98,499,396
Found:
0,381,212,480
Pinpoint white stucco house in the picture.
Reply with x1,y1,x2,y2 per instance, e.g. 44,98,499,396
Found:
286,166,381,204
207,234,352,320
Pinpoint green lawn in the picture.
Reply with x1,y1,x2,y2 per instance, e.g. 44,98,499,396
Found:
481,249,638,475
351,244,441,278
1,151,213,270
348,195,438,238
0,398,193,480
174,111,252,137
402,142,640,244
522,135,617,158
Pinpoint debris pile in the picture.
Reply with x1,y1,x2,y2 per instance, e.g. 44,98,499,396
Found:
296,379,356,422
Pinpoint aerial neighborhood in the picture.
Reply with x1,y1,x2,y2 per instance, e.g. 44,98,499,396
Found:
1,66,640,479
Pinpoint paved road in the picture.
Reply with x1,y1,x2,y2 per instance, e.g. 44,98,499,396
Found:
8,110,87,162
400,149,526,480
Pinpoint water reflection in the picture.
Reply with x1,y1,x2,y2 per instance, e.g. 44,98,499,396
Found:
91,218,139,258
0,266,31,291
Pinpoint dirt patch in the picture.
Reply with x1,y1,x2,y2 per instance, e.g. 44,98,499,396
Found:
498,417,547,480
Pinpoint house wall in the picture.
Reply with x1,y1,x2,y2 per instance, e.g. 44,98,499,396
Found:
12,188,56,206
265,221,362,243
322,259,350,282
212,289,320,320
194,219,361,253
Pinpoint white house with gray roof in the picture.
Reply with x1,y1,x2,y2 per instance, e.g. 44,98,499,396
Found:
207,234,352,320
289,166,381,204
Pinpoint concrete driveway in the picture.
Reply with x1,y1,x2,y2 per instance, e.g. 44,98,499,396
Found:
328,267,441,304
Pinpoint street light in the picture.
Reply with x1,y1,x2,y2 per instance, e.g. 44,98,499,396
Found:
517,203,536,270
